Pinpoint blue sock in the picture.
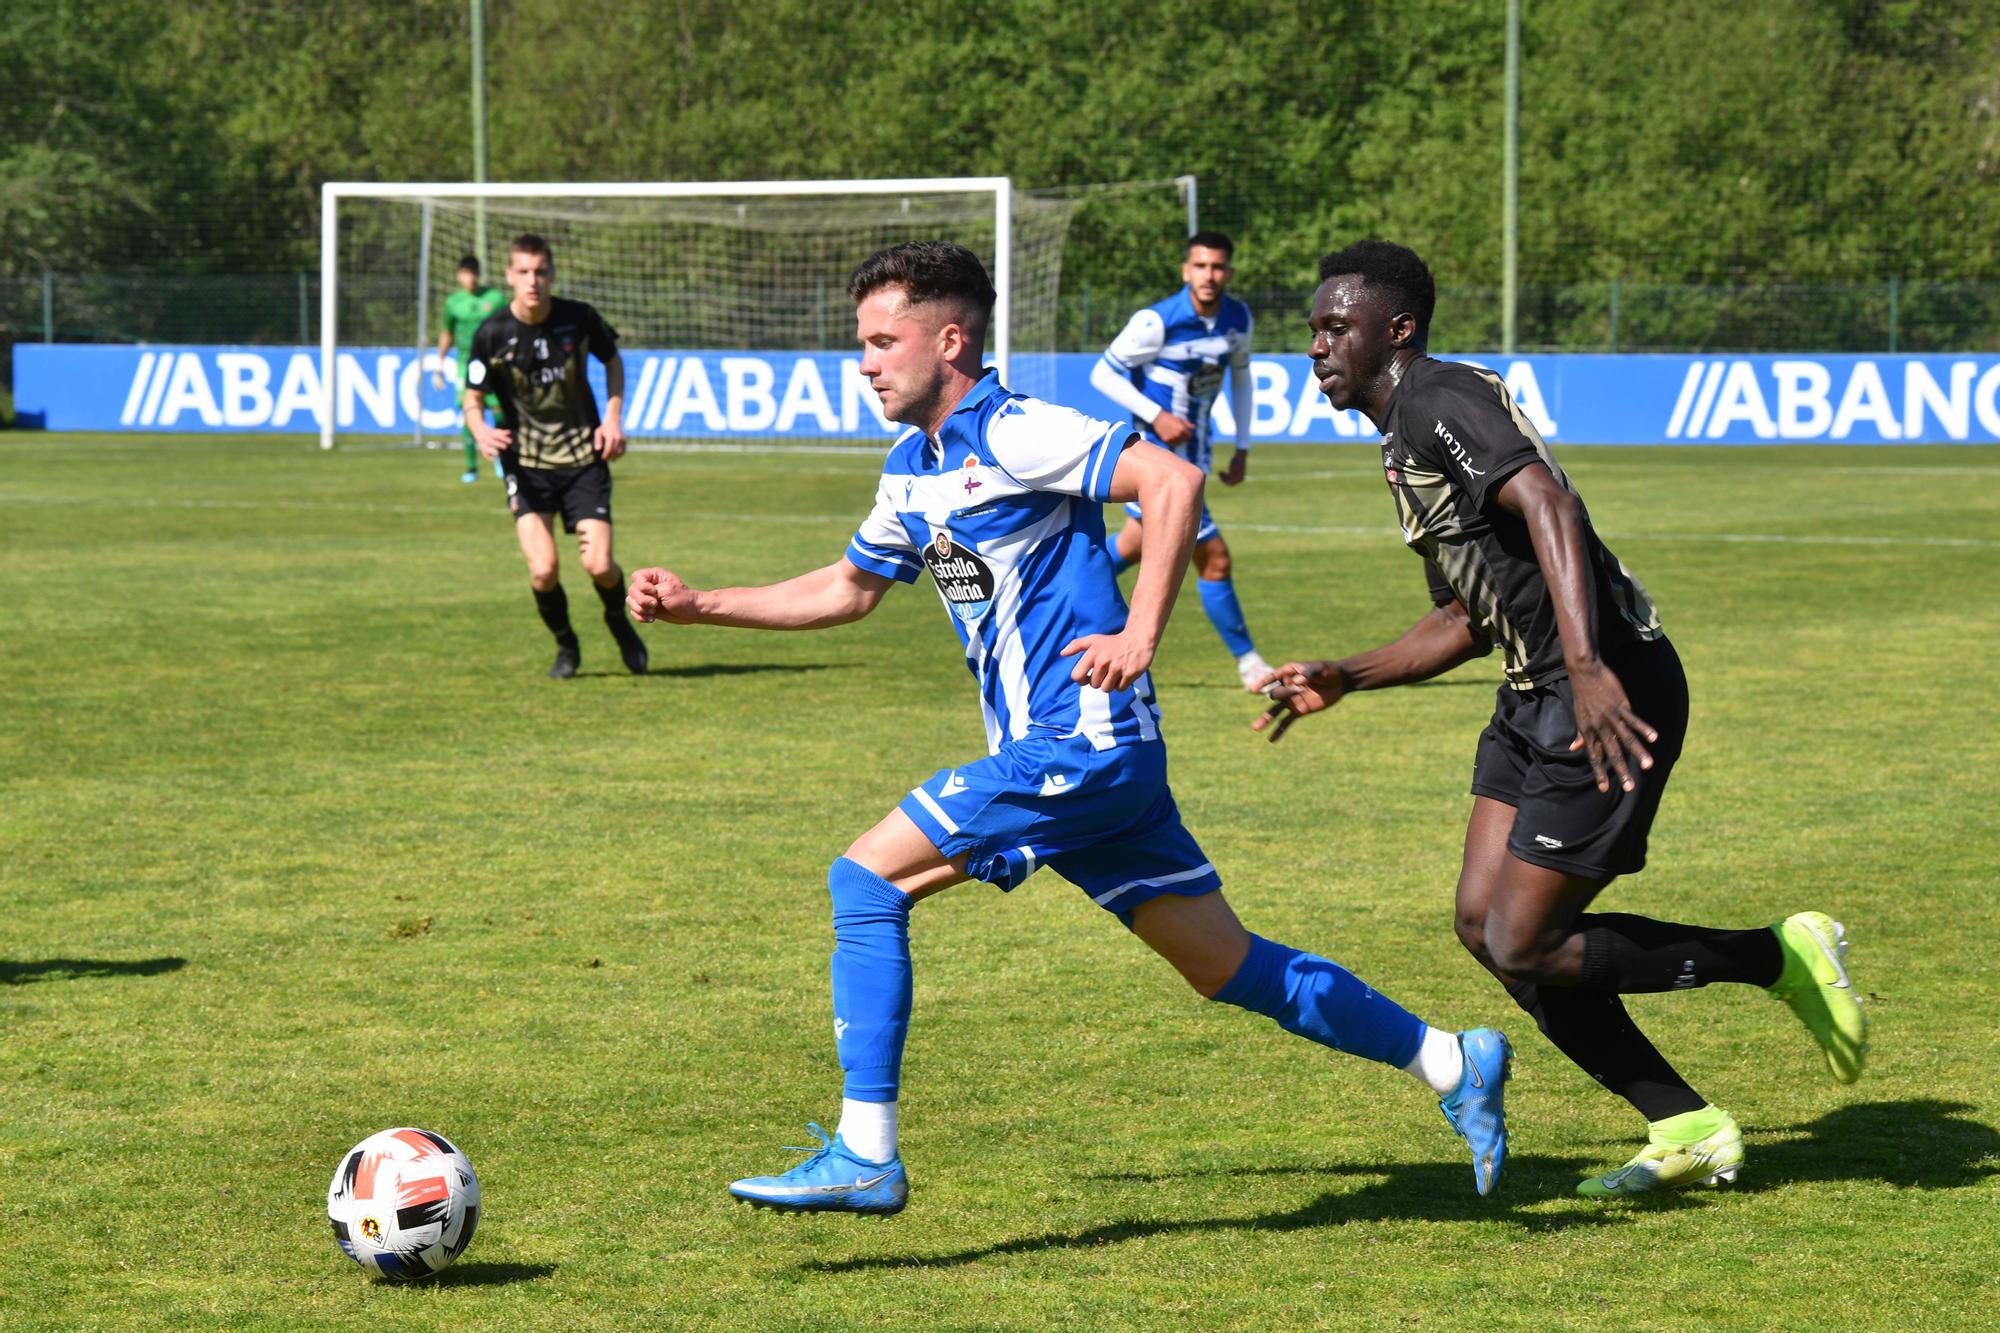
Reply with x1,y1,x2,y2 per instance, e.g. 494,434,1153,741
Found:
827,857,914,1102
1104,533,1133,575
1213,933,1425,1068
1197,577,1255,657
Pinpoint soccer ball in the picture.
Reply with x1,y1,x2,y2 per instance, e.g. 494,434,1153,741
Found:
326,1127,480,1279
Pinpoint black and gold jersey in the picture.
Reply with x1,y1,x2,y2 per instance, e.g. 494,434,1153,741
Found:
1378,356,1661,689
466,298,618,471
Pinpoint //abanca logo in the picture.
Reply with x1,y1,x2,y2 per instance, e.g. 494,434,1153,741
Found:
923,526,996,623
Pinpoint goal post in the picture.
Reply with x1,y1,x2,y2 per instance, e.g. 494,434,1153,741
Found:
316,178,1020,451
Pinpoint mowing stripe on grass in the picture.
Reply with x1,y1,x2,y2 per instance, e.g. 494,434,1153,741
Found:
2,491,1994,549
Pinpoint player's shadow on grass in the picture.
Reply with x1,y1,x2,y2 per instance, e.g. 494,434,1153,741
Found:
801,1154,1626,1273
1738,1099,2000,1193
427,1260,557,1286
0,957,186,985
1181,678,1491,691
569,662,843,680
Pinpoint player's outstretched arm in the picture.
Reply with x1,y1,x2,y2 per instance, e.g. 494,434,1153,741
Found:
1494,463,1657,792
627,559,892,631
1252,603,1487,743
1062,441,1203,690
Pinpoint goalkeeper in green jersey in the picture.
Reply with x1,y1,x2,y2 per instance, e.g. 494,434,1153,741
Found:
435,256,509,482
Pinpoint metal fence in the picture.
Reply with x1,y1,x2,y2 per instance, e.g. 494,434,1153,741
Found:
1075,282,2000,356
6,273,2000,355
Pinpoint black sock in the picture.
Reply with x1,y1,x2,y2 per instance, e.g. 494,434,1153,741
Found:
1506,979,1706,1121
533,584,578,649
1577,912,1783,993
594,575,641,641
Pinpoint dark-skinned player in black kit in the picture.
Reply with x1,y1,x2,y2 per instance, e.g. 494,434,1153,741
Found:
1252,239,1867,1198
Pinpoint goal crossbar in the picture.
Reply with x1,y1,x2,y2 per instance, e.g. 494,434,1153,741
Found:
318,177,1015,449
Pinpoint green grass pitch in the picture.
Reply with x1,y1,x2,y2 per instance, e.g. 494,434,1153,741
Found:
2,435,1996,1330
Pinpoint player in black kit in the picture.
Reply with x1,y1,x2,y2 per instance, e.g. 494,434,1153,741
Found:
1252,240,1867,1198
465,233,649,678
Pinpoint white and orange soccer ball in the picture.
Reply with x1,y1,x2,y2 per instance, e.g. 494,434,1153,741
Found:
326,1127,480,1280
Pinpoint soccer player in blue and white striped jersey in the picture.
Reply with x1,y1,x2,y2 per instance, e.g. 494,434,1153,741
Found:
627,241,1511,1215
1090,231,1270,691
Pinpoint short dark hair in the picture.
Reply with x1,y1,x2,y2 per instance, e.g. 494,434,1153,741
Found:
1318,239,1435,339
456,255,480,274
1187,230,1234,257
847,241,996,327
509,233,553,264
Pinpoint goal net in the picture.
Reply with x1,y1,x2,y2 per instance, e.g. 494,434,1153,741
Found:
318,179,1113,451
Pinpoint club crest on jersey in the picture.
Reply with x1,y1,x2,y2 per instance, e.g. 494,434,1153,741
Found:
923,525,996,623
961,453,983,497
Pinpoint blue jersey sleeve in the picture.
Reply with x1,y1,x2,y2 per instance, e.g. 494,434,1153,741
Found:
1101,307,1165,372
845,476,923,583
985,399,1134,503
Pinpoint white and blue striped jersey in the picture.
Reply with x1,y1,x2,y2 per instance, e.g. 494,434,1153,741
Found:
1098,287,1253,470
844,371,1162,755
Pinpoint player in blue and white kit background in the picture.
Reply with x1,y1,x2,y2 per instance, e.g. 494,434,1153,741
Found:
627,242,1510,1214
1090,230,1271,691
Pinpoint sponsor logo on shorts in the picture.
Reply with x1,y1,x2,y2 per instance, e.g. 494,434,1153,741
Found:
1533,834,1564,849
1039,773,1072,796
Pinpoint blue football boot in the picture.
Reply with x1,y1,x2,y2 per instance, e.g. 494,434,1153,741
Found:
728,1123,908,1215
1438,1027,1512,1196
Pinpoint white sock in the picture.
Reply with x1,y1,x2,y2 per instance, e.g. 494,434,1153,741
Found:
1404,1025,1464,1096
836,1097,897,1164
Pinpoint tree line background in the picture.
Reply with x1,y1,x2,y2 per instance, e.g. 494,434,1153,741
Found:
3,0,1998,366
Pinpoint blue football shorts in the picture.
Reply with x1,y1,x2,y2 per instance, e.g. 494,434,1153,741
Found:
898,735,1222,918
1122,499,1221,545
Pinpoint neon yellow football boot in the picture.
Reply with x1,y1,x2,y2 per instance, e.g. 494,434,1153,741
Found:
1768,911,1868,1084
1578,1107,1743,1199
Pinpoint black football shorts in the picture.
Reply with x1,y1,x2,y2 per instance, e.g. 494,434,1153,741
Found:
1470,636,1689,879
504,460,612,533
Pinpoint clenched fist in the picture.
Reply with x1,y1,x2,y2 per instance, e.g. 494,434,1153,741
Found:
627,567,701,624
